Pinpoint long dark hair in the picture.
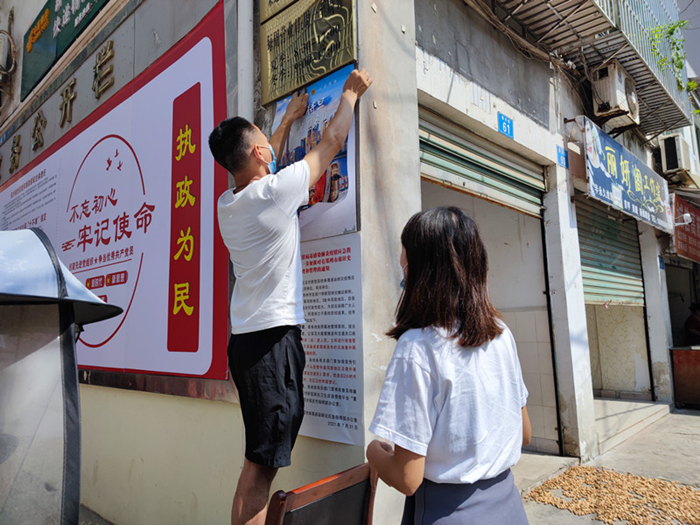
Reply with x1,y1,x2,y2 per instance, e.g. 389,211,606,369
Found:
387,206,503,347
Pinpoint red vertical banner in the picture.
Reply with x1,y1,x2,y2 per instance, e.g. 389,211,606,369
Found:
167,83,201,352
675,195,700,263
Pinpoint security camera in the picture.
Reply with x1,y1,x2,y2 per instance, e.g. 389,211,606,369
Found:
674,213,693,227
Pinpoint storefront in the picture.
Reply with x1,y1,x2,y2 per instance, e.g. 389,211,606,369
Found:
666,193,700,347
418,108,560,455
665,193,700,408
575,117,675,402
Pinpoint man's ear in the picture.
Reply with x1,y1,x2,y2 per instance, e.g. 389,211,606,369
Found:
250,143,265,163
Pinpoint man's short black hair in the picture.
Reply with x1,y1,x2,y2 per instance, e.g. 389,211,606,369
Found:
208,117,256,175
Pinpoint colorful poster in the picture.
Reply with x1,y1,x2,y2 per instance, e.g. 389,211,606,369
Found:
299,232,363,445
272,64,357,242
584,117,673,233
0,5,229,378
673,195,700,263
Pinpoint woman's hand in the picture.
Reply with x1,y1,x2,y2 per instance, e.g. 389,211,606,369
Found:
367,440,425,496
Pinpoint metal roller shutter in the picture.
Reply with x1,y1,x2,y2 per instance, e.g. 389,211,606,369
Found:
575,198,645,306
418,109,546,218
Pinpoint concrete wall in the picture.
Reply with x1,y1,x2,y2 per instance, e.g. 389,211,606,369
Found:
357,1,423,521
638,222,675,402
422,181,559,454
79,386,364,525
415,0,553,128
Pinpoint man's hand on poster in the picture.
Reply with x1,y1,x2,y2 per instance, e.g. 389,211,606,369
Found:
284,89,310,123
304,67,372,189
342,68,373,101
270,89,309,160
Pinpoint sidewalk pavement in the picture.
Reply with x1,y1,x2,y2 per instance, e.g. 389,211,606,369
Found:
512,408,700,524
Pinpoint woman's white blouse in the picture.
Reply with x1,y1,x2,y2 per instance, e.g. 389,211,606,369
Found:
369,324,528,484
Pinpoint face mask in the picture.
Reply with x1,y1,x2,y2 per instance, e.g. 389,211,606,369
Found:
260,144,277,174
400,263,407,289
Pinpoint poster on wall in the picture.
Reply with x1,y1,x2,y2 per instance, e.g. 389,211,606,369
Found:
299,233,363,445
673,194,700,263
272,64,357,242
0,4,229,379
583,117,673,233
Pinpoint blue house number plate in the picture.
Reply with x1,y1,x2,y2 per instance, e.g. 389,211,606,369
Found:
498,113,514,139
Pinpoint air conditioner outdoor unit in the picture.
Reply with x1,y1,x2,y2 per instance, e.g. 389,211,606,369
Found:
661,133,694,173
592,60,640,129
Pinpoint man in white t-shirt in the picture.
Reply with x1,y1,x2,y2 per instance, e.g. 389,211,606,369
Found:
208,68,372,525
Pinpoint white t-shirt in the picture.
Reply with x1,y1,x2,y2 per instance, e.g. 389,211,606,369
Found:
217,161,310,334
369,323,528,484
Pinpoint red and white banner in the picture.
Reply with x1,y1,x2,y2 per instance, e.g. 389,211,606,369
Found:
0,3,228,378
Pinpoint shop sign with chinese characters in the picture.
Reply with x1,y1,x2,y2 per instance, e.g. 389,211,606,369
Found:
21,3,57,100
1,4,228,379
260,0,356,104
583,117,673,233
673,195,700,263
259,0,298,23
300,233,363,445
21,0,111,100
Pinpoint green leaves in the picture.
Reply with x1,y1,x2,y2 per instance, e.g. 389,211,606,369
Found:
649,20,691,93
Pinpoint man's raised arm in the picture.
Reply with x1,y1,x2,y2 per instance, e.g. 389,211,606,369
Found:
304,68,372,188
269,90,309,158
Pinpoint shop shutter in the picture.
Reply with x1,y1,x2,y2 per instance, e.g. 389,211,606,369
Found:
419,109,546,218
575,198,645,306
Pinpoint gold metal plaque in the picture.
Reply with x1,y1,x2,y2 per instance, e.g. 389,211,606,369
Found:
259,0,299,23
260,0,356,105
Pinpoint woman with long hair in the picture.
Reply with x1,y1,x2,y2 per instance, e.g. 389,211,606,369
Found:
367,206,531,525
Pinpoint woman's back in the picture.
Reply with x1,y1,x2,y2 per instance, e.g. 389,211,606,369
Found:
370,323,527,484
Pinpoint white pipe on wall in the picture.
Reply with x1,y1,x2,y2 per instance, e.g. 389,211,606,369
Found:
237,0,254,121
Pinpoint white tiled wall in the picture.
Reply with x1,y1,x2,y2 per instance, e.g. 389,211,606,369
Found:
502,308,559,455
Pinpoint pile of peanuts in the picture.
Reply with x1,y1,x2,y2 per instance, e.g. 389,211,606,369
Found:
527,466,700,524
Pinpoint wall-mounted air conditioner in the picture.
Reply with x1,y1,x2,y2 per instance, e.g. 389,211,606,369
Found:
592,60,640,129
661,133,694,173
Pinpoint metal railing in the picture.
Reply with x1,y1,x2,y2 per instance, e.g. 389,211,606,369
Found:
614,0,689,116
593,0,618,24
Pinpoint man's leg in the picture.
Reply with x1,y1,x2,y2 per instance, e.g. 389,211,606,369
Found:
231,458,278,525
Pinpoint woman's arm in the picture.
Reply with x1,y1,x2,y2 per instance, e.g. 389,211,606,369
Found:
366,440,425,496
522,406,532,447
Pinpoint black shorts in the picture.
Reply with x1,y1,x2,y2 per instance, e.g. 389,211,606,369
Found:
228,325,305,468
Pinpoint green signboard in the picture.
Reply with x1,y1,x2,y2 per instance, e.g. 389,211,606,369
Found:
21,2,57,100
55,0,111,56
21,0,111,101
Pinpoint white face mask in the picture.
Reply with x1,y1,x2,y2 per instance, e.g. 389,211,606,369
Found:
400,263,407,289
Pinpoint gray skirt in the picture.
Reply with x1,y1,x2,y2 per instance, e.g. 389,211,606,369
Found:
401,469,529,525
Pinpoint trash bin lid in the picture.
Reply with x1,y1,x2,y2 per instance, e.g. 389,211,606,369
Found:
0,228,122,326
